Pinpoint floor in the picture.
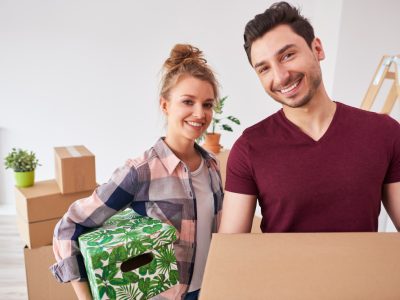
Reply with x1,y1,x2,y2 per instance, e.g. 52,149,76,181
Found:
0,215,28,300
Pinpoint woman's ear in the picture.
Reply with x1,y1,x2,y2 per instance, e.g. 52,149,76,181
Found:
160,97,168,114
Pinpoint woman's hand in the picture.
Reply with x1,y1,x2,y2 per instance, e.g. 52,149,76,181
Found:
71,280,93,300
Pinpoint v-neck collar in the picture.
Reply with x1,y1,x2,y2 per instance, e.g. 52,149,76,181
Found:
278,102,341,144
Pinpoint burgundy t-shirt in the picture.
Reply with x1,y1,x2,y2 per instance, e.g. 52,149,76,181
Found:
226,102,400,232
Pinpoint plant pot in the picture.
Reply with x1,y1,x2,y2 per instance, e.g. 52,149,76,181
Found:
14,171,35,188
202,133,222,154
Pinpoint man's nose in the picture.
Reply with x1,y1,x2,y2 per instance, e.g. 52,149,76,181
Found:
272,65,290,88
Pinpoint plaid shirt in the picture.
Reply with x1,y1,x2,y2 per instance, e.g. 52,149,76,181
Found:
51,138,224,299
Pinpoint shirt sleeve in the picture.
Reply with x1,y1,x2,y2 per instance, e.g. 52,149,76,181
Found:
50,162,139,283
384,116,400,184
225,134,258,195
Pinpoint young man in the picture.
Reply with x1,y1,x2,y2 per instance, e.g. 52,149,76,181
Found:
219,2,400,233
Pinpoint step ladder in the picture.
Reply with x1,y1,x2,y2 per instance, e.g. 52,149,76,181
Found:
360,55,400,114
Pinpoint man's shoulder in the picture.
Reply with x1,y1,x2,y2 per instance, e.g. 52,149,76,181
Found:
338,102,398,128
242,111,281,139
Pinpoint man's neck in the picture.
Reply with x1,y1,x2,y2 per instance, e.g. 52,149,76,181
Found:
282,92,336,142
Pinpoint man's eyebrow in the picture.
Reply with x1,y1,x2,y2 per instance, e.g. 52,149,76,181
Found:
253,44,296,69
276,44,296,56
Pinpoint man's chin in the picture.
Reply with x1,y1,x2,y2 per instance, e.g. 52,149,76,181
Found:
273,95,312,109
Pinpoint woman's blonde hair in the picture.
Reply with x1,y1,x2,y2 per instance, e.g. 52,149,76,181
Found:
160,44,219,102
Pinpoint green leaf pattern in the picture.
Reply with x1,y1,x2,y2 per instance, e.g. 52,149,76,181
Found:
79,209,179,300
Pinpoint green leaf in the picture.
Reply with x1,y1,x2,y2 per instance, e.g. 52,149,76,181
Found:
109,278,129,286
107,265,119,280
138,278,151,294
106,286,117,299
117,247,128,261
143,224,162,234
222,124,233,132
122,271,139,283
99,285,107,299
169,269,179,285
227,116,241,125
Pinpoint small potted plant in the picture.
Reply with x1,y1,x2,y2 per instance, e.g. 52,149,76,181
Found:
4,148,41,187
201,96,240,154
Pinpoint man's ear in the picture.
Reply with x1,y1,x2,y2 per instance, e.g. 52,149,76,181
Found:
160,97,168,114
313,38,325,61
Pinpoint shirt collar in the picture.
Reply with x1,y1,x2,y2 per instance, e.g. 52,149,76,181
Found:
153,137,218,175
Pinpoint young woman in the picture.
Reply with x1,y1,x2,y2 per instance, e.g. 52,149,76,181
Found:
51,44,224,300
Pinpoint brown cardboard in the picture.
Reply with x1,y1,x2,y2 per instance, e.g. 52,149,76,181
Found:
15,180,93,248
17,217,60,249
216,149,229,188
15,180,93,222
251,215,262,233
201,233,400,299
24,245,77,299
54,145,96,194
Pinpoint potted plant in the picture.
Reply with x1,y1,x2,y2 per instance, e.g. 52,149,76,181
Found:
201,96,240,154
4,148,41,187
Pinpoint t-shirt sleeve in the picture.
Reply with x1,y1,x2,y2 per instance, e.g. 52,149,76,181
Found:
225,134,258,195
384,116,400,184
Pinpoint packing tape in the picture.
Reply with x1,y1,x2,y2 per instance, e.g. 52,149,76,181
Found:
373,56,393,85
66,146,82,157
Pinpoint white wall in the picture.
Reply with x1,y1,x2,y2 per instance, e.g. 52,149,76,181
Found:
0,0,318,207
0,1,397,230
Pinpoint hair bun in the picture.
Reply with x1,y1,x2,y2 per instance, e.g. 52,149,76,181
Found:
164,44,207,71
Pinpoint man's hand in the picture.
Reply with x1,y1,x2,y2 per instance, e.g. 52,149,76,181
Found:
219,191,257,233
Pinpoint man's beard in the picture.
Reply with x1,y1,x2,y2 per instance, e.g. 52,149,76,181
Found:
269,69,322,108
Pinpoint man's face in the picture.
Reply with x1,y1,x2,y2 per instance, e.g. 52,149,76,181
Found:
250,25,325,108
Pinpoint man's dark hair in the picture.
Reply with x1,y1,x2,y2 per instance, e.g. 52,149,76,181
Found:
244,1,315,65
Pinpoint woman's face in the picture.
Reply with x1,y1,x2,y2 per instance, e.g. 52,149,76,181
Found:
161,75,215,143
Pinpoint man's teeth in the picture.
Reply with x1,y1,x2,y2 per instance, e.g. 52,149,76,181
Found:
280,80,300,94
187,121,202,127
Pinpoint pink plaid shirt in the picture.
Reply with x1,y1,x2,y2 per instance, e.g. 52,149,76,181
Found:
51,138,224,299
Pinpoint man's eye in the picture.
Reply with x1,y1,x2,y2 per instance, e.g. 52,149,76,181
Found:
258,66,269,74
282,53,294,61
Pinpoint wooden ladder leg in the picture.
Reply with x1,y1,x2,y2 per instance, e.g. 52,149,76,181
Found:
380,81,398,114
361,56,392,111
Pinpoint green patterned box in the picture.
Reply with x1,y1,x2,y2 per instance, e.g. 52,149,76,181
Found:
79,209,179,300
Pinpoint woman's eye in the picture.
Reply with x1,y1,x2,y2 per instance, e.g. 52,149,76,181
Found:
203,102,214,109
183,100,193,105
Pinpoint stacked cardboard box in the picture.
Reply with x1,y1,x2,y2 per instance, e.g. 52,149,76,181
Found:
15,145,96,300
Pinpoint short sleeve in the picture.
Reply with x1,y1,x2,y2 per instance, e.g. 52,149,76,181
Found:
384,117,400,184
225,134,258,195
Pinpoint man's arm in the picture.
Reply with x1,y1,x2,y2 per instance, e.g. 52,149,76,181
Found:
219,191,257,233
382,182,400,232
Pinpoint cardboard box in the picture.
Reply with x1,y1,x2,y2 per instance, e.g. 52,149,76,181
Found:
251,215,262,233
79,209,179,300
201,233,400,299
54,145,96,194
216,149,229,188
16,180,93,248
24,245,77,299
